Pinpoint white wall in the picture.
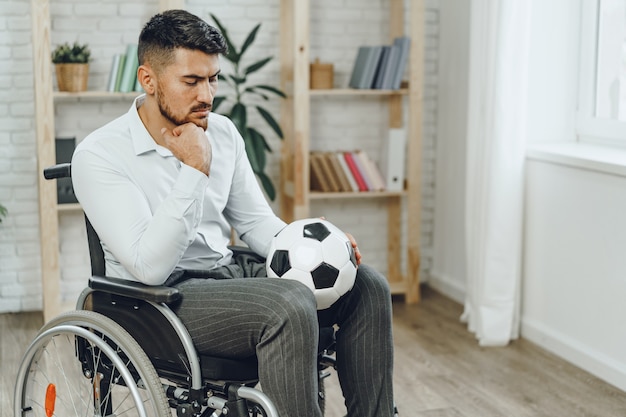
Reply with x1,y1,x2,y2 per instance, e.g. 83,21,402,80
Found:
0,0,440,312
524,160,626,391
429,0,470,303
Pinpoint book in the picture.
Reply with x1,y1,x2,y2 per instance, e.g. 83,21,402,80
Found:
372,45,391,89
381,44,400,89
310,153,332,192
348,46,383,89
360,46,383,89
107,54,123,92
343,152,368,191
369,158,387,191
118,44,139,93
114,54,126,92
355,150,385,191
335,151,359,192
391,37,411,89
326,152,353,192
351,150,374,190
381,128,406,191
348,46,370,89
317,152,341,192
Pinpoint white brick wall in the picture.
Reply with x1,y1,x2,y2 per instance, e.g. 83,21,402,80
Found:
0,0,439,312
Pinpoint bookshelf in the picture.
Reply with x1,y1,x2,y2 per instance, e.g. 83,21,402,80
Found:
31,0,183,322
278,0,423,302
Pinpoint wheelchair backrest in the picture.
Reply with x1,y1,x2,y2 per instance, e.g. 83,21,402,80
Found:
44,163,106,276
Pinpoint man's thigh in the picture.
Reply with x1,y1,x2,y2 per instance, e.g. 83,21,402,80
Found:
172,276,315,357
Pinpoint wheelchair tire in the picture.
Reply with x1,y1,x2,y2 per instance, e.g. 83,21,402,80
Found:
14,310,170,417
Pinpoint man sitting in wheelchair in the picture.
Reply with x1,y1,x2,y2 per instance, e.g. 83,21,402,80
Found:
70,9,395,417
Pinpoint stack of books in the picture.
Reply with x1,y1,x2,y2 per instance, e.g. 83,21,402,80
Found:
106,44,143,93
348,36,411,90
310,150,389,193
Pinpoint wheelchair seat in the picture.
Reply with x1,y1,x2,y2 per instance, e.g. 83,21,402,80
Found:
87,275,336,383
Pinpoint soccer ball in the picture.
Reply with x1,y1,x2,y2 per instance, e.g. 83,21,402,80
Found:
266,218,358,310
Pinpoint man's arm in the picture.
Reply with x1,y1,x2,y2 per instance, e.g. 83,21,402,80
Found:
72,149,208,285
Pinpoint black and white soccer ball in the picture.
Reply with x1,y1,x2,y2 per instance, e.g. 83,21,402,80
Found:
266,218,358,310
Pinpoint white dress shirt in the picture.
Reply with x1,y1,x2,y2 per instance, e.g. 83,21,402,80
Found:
72,95,286,285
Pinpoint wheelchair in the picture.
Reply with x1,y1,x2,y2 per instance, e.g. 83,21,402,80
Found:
14,163,337,417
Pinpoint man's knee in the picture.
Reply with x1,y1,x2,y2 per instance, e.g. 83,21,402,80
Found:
264,278,319,333
355,264,392,300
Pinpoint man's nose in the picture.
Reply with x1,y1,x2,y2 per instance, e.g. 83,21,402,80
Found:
197,80,214,104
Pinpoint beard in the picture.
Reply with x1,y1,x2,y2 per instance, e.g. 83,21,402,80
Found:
156,83,209,130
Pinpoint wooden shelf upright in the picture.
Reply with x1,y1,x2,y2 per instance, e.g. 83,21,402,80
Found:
278,0,424,302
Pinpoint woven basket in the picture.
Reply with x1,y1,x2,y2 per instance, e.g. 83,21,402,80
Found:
55,63,89,92
310,58,333,90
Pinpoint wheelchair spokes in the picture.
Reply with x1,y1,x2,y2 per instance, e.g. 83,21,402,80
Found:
15,311,170,417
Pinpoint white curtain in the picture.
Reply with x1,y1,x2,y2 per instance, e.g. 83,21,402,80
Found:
461,0,532,346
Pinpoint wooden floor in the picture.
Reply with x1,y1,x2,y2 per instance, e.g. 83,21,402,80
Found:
2,286,626,417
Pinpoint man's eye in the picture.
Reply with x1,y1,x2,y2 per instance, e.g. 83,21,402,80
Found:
185,81,198,86
209,77,218,83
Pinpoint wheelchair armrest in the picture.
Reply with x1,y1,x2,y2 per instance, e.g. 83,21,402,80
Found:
89,275,181,304
43,163,72,180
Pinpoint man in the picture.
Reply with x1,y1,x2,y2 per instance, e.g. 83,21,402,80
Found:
72,9,394,417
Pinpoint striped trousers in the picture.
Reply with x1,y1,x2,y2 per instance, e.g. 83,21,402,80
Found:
171,255,395,417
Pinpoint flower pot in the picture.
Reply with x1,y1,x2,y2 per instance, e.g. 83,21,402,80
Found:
55,63,89,92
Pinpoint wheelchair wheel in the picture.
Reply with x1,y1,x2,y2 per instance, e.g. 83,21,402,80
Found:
318,376,326,415
14,310,170,417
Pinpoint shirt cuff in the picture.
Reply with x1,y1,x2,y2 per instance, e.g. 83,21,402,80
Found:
174,164,210,198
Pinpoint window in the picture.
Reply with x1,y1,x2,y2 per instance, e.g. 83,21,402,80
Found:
577,0,626,144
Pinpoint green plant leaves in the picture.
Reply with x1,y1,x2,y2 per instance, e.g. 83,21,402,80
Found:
209,14,240,63
256,106,283,139
209,14,286,200
51,42,91,64
256,171,276,201
229,103,247,135
253,85,287,98
240,24,261,56
212,96,226,112
244,57,272,75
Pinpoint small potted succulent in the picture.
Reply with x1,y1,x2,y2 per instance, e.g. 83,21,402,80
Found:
51,42,91,92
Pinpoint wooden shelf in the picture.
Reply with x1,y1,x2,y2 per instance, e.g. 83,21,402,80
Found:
56,203,82,212
309,190,407,200
53,91,141,101
279,0,423,303
308,88,409,97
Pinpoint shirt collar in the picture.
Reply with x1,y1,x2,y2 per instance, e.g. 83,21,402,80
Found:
128,95,173,157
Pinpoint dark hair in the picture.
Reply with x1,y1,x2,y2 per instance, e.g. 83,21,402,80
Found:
138,9,227,72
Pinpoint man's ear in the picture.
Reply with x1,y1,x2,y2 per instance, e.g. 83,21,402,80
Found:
137,65,155,94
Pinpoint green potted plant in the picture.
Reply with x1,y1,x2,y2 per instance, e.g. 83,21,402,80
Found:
52,42,91,92
210,14,286,201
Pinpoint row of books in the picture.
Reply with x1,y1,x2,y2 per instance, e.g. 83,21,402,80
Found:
348,36,411,90
310,128,407,193
310,150,388,193
106,44,142,93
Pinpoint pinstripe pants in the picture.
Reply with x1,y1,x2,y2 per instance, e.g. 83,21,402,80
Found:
170,254,395,417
